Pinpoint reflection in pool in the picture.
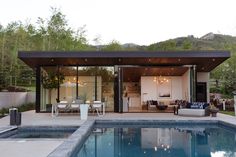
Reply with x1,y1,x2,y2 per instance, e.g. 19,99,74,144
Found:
73,125,236,157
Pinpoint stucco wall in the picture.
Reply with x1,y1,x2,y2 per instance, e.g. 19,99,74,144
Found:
0,92,35,109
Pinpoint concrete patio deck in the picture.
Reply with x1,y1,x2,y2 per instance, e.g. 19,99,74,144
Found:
0,110,236,157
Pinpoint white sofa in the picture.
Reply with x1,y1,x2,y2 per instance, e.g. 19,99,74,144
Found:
178,108,205,117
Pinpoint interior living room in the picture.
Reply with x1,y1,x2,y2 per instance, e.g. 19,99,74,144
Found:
122,66,209,113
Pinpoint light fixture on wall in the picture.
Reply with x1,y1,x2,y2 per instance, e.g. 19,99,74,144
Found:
153,76,169,84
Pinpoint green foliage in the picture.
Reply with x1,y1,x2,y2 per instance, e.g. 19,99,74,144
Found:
147,34,236,96
0,107,8,116
0,103,35,117
18,103,35,112
210,87,221,93
147,40,177,51
220,111,235,116
211,45,236,96
102,40,123,51
0,8,89,90
182,39,192,49
42,72,64,90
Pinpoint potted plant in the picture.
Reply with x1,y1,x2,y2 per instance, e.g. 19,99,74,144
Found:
209,104,219,117
42,71,64,111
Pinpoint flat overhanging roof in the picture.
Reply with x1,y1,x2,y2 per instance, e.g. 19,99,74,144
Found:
18,50,230,72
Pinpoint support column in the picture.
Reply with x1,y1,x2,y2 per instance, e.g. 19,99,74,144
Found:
57,66,60,102
94,67,98,101
35,66,41,113
190,65,197,102
114,66,123,113
118,67,123,113
76,66,79,99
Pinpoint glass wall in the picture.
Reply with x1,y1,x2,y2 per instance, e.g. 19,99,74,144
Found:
59,66,77,102
40,66,59,111
40,66,115,112
99,67,114,112
77,66,114,112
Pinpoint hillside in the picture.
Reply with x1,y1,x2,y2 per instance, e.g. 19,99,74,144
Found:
144,32,236,51
137,33,236,97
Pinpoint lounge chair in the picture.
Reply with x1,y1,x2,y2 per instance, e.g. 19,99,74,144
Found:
55,101,70,116
91,101,103,116
69,103,80,112
69,99,83,113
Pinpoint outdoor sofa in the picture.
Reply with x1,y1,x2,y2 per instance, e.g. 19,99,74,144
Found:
178,102,209,117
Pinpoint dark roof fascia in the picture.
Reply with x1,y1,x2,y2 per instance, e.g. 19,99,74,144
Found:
18,50,231,59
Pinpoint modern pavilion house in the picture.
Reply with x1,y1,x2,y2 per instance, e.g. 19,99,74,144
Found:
18,51,230,113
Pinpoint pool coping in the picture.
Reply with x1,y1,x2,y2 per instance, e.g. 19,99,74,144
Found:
47,119,236,157
47,120,95,157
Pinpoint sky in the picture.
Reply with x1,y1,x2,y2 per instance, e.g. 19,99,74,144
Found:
1,0,236,45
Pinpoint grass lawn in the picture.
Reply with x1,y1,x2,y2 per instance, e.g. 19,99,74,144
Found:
220,111,235,116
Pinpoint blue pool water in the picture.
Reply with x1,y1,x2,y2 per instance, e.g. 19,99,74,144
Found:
72,124,236,157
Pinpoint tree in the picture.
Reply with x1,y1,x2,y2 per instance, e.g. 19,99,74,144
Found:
211,45,236,96
102,40,123,51
42,72,64,104
0,7,90,90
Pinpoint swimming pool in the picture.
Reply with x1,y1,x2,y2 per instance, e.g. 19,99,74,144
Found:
71,122,236,157
0,126,78,139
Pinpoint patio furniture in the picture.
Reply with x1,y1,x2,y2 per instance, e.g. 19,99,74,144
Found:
157,101,168,110
209,108,219,117
147,100,158,110
178,108,206,116
157,104,168,110
69,103,80,112
69,99,83,113
91,101,105,116
54,101,70,116
178,102,209,117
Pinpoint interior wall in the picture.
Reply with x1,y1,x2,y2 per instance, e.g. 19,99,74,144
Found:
197,72,210,102
141,76,183,103
59,76,102,102
123,82,141,108
182,69,190,102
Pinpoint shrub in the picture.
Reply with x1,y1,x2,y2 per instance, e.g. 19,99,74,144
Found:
0,103,35,118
